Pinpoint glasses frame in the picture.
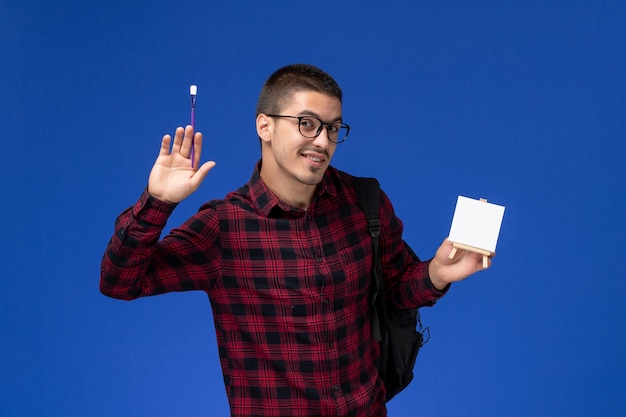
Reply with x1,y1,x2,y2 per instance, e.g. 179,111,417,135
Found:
266,114,351,144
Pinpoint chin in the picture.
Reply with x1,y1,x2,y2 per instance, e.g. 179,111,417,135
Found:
303,167,327,184
298,176,323,186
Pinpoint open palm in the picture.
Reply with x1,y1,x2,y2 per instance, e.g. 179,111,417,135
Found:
147,125,216,203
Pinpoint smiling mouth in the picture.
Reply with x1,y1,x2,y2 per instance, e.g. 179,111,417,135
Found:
301,146,330,168
305,154,323,163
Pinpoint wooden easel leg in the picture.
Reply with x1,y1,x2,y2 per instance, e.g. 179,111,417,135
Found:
450,242,492,268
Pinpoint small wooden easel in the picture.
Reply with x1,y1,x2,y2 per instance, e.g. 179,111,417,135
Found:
449,242,492,268
448,198,492,269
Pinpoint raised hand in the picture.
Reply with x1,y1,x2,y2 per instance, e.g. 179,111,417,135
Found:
147,125,216,203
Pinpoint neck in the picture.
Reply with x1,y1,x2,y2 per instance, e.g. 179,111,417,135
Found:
259,164,318,210
261,173,317,210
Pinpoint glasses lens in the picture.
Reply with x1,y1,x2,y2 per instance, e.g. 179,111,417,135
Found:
298,117,349,143
330,124,349,143
298,117,321,137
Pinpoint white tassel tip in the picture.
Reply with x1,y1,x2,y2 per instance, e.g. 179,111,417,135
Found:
189,85,197,95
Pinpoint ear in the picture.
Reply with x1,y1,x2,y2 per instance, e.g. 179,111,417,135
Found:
256,113,272,144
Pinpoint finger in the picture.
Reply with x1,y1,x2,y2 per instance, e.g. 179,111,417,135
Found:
435,238,455,264
171,126,185,153
159,134,172,156
179,125,195,158
192,131,203,167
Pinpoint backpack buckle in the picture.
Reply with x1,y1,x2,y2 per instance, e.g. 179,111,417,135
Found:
368,219,380,238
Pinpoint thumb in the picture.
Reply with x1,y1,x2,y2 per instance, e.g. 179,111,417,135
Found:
190,161,217,190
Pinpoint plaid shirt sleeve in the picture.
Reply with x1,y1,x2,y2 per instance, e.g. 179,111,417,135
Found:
377,188,449,309
100,189,220,299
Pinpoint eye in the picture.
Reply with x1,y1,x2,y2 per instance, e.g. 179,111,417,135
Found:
327,123,340,133
299,118,316,129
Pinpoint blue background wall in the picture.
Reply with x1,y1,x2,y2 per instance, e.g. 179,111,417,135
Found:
1,1,625,415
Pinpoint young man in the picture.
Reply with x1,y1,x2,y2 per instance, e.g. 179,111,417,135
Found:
101,64,490,417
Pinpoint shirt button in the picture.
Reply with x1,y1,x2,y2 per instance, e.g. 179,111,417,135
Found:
316,256,322,263
333,384,339,392
328,342,334,348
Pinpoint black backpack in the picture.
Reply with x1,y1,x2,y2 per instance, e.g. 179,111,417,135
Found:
354,177,430,402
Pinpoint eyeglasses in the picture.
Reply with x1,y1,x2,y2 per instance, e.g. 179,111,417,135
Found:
267,114,351,144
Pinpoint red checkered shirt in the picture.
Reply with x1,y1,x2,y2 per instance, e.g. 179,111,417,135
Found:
101,164,446,417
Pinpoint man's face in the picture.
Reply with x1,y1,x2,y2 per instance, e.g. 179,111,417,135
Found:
258,90,342,192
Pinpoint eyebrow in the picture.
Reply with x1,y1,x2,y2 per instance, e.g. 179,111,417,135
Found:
297,109,343,123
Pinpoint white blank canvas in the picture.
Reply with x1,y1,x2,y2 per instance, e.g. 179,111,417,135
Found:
448,196,505,253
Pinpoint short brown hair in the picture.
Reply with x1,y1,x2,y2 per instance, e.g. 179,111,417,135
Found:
256,64,342,115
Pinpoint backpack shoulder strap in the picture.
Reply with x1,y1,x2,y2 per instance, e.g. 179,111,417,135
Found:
353,177,387,342
354,177,381,233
